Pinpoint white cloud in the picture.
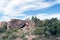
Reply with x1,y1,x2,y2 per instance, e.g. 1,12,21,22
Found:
0,0,60,21
2,15,26,21
36,13,60,20
0,0,57,14
2,16,11,21
22,13,60,20
23,15,32,20
23,13,60,20
56,0,60,3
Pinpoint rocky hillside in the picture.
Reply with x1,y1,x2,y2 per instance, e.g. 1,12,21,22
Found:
0,19,36,40
0,19,35,29
0,18,60,40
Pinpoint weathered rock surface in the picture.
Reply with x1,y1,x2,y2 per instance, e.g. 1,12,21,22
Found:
0,19,36,40
0,19,35,29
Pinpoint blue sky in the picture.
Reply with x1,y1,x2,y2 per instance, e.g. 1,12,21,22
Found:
23,4,60,15
0,0,60,21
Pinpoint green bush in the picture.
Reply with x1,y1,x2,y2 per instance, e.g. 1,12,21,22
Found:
0,25,7,33
20,33,27,40
1,29,18,40
33,27,44,35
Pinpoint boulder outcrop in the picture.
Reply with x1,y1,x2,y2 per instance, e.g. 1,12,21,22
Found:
0,19,35,29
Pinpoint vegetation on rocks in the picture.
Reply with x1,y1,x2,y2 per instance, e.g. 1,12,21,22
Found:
0,16,60,40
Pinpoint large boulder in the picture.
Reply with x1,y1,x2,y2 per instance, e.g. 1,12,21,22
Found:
7,19,35,29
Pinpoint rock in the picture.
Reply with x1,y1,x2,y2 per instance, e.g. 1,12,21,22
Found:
7,19,35,29
0,19,35,30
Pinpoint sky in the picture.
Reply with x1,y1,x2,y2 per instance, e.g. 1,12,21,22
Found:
0,0,60,21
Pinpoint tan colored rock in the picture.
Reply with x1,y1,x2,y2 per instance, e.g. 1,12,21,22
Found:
7,19,35,29
0,22,3,27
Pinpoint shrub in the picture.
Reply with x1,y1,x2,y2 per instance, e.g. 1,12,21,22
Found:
33,27,44,35
20,33,27,40
0,25,7,33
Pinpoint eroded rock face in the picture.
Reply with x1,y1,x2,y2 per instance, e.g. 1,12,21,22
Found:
7,19,35,29
0,19,36,40
0,19,35,30
7,19,25,29
0,22,3,27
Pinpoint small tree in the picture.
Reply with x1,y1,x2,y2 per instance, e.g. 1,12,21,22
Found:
31,16,43,27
